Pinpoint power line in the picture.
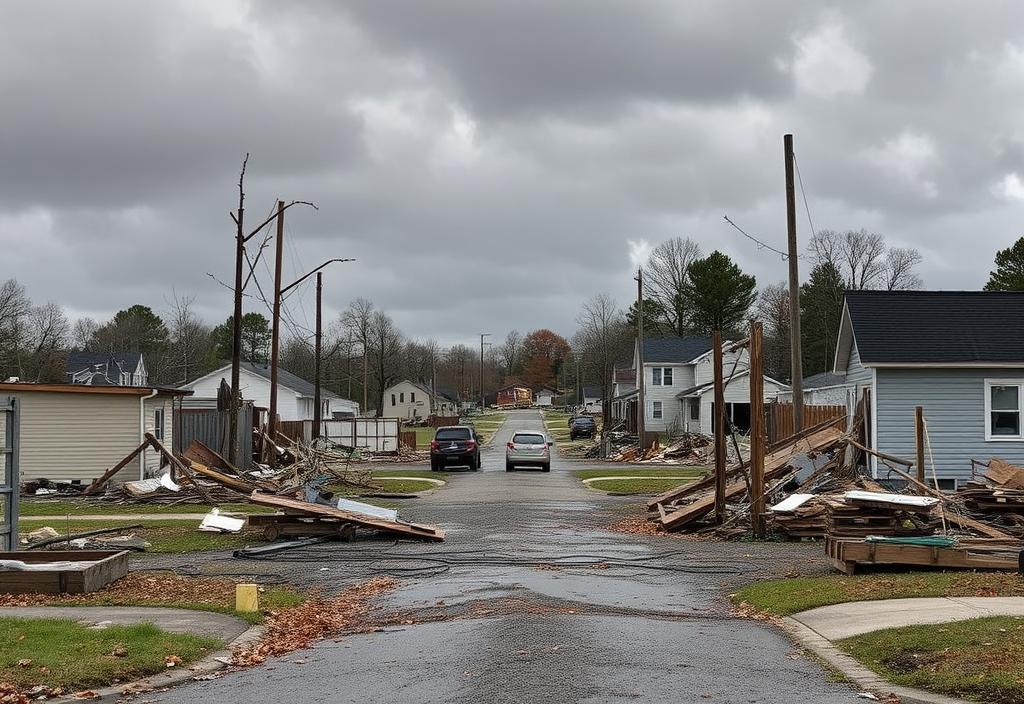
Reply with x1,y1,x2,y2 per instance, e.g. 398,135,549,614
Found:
722,215,800,261
792,152,818,241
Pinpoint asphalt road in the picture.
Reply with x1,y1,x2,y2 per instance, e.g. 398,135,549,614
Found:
149,409,860,703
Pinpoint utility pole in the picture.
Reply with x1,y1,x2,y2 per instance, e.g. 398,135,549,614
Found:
635,267,645,446
268,200,285,450
784,133,804,432
575,354,581,407
228,157,247,465
479,333,490,410
749,321,766,538
313,272,323,440
713,330,727,524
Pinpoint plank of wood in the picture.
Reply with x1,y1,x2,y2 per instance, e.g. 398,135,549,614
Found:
82,441,149,495
188,461,256,494
985,458,1024,489
249,492,445,542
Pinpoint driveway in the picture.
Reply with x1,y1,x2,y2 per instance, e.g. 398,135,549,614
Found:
147,409,859,703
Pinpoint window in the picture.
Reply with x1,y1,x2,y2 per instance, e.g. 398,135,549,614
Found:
652,368,661,385
689,399,700,420
651,367,672,386
652,401,663,419
411,392,416,403
986,380,1024,440
400,392,404,403
153,408,164,440
391,393,396,406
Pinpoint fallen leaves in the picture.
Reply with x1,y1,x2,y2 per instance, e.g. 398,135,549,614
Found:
163,655,182,668
0,573,253,611
232,577,396,667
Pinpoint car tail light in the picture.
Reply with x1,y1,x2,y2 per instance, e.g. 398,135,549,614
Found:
466,440,477,449
507,442,515,449
430,440,439,451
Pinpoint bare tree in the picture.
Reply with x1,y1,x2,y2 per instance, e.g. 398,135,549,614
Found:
808,229,898,290
644,237,702,335
0,279,32,379
163,293,215,384
23,302,70,382
756,282,791,382
367,310,403,416
573,293,631,427
884,247,924,290
72,317,99,350
341,298,374,412
498,329,523,377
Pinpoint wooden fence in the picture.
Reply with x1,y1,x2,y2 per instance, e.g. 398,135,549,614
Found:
766,402,846,444
427,416,459,427
400,430,417,450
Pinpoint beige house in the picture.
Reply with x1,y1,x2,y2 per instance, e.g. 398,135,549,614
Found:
383,380,459,420
0,382,189,485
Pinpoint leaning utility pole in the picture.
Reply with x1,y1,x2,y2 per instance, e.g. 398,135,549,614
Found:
268,200,285,448
635,267,645,446
228,156,248,465
784,134,804,432
479,333,490,410
313,272,323,440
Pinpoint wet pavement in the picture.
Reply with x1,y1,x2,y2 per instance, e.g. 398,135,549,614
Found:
146,409,860,703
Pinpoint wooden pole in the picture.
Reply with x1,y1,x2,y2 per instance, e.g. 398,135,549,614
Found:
635,267,645,445
784,134,804,432
713,329,727,524
228,159,247,465
313,272,323,440
268,200,285,458
915,405,925,483
749,321,766,537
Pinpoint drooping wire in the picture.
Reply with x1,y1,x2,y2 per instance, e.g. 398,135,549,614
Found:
792,152,818,241
722,215,799,261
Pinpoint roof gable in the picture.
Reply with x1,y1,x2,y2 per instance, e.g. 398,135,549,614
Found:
844,291,1024,365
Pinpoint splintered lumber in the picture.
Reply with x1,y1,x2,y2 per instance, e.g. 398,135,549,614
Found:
647,416,846,511
984,458,1024,489
82,441,150,495
826,535,1020,575
182,440,241,475
249,492,445,542
188,461,256,494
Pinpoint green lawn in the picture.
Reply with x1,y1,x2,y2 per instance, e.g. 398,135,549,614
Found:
574,467,707,480
574,467,704,495
732,572,1024,617
19,518,261,554
335,477,439,496
19,501,273,517
0,617,221,692
840,616,1024,703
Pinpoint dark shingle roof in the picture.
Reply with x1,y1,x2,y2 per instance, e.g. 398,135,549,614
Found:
642,336,713,363
803,371,846,389
582,385,602,399
242,362,340,399
67,351,142,371
846,291,1024,364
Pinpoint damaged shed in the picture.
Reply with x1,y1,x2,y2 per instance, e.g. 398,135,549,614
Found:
0,382,190,485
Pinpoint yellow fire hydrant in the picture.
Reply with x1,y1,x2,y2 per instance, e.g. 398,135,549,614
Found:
235,583,259,613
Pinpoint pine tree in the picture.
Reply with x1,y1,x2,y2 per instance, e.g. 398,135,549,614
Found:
800,263,845,376
984,237,1024,291
681,251,756,334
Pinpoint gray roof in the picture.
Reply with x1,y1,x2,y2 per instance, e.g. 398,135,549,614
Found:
802,371,847,389
582,385,602,399
642,336,713,363
67,351,142,372
241,362,341,399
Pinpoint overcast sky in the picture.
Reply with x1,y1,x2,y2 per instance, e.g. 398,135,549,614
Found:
3,1,1024,348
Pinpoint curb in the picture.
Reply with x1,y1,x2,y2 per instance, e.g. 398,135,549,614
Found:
50,622,264,703
781,617,971,704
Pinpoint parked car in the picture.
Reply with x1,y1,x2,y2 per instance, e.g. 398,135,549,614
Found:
569,416,597,440
506,431,552,472
430,425,481,471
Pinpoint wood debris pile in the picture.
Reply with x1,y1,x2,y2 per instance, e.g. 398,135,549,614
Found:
958,458,1024,517
611,432,720,465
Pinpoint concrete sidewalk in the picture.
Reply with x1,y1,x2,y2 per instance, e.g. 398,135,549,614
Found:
0,605,251,642
791,596,1024,640
784,597,1024,704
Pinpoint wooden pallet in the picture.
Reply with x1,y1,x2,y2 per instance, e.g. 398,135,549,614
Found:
246,513,356,541
825,535,1020,575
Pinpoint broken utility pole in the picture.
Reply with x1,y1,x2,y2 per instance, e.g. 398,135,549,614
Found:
749,321,766,538
712,329,727,524
313,272,323,440
635,267,645,447
228,155,249,465
268,200,285,453
784,133,804,432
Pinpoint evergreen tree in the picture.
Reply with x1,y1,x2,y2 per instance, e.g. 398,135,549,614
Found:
984,237,1024,291
681,251,756,334
211,312,272,364
800,262,845,376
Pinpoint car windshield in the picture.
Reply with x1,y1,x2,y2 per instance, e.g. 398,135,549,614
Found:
435,428,471,440
571,418,594,426
512,433,545,445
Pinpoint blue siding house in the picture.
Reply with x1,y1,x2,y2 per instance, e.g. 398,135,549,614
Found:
835,291,1024,487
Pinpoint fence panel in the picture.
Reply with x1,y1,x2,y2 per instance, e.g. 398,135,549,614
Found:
175,404,253,470
766,402,846,444
399,430,417,450
320,418,399,452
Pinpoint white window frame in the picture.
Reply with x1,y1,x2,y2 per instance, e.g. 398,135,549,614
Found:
153,408,165,441
984,379,1024,441
662,367,673,386
652,367,662,385
651,367,673,386
652,400,663,419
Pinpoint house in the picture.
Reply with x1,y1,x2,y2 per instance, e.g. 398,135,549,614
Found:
835,290,1024,488
777,371,855,406
496,384,532,408
609,367,638,429
534,387,558,407
383,380,459,420
182,362,359,422
66,352,147,386
0,381,188,484
616,336,788,436
582,385,603,414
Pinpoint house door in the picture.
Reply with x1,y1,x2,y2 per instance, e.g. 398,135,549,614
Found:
710,402,752,434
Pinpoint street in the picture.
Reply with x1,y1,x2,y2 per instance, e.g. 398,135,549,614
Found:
149,410,860,703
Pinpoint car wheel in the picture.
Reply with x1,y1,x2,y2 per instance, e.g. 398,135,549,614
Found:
473,452,481,471
430,459,439,472
505,462,514,472
542,463,550,472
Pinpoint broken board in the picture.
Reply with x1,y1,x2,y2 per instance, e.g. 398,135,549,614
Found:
249,492,445,542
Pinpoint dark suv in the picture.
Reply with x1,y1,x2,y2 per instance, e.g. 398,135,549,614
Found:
569,416,597,440
430,425,482,471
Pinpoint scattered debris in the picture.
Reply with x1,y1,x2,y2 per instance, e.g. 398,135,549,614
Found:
198,509,245,534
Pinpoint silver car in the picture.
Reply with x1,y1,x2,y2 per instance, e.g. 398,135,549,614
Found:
505,431,552,472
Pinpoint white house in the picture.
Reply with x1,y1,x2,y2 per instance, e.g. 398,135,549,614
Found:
66,352,148,386
628,336,788,436
182,362,359,422
534,387,557,407
0,381,186,483
776,371,855,407
582,385,603,415
383,380,459,420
